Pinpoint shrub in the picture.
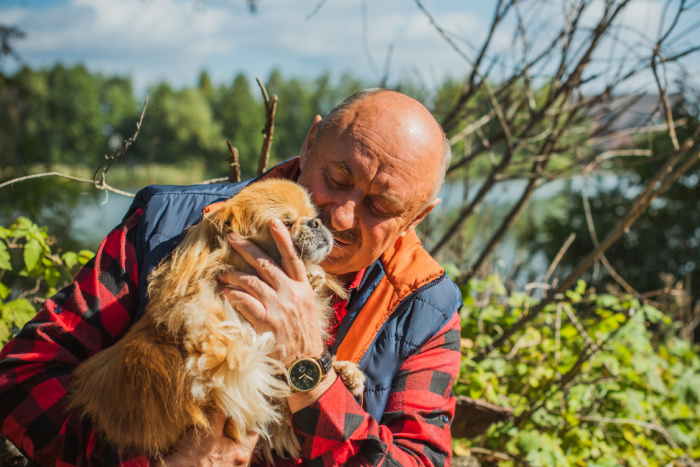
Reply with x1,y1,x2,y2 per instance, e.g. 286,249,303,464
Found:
0,217,93,346
455,274,700,465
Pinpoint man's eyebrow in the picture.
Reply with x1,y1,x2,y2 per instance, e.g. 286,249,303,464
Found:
372,192,403,209
335,161,352,175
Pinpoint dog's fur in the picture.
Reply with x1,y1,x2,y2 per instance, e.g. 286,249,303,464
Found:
68,178,365,460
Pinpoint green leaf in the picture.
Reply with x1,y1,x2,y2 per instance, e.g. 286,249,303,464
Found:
2,298,36,328
0,240,10,270
78,250,94,264
0,282,10,300
0,320,9,346
23,238,42,272
62,251,78,270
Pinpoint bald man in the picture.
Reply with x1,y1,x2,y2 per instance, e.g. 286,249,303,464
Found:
0,90,462,467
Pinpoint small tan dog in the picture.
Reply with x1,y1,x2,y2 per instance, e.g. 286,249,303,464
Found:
68,178,364,460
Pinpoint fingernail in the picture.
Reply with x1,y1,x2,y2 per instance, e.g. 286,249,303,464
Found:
228,232,241,243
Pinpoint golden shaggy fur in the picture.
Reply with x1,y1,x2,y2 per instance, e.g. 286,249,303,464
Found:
67,178,364,460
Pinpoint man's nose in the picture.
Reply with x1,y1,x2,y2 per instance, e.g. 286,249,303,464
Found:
330,199,355,231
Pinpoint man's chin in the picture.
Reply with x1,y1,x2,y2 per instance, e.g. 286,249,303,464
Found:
321,246,354,273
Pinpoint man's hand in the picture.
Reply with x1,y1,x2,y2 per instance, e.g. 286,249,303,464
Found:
219,218,325,365
162,413,259,466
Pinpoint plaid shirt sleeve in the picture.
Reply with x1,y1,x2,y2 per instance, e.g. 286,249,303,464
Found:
0,210,150,466
291,311,461,466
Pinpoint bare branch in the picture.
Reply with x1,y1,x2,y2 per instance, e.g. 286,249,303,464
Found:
305,0,329,20
255,77,278,176
93,96,149,189
448,112,493,146
582,191,641,296
226,140,241,183
580,416,681,452
475,135,700,362
0,172,135,197
544,233,576,283
652,50,681,151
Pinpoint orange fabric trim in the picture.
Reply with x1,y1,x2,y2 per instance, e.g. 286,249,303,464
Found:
335,276,395,363
335,231,444,363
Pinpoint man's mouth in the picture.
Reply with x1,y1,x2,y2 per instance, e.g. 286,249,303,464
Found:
333,233,355,247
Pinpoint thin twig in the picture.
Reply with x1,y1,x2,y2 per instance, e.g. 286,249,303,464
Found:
474,136,700,362
255,77,278,176
468,447,514,462
305,0,329,20
582,190,640,296
651,50,680,151
200,177,229,184
0,172,135,197
544,233,576,283
93,97,149,188
512,307,636,428
580,416,681,452
448,113,493,145
226,140,241,183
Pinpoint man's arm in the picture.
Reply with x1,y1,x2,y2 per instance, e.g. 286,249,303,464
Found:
0,211,148,466
223,218,461,466
290,312,461,466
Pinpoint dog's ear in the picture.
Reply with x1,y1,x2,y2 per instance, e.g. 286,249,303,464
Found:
207,203,246,237
150,213,229,301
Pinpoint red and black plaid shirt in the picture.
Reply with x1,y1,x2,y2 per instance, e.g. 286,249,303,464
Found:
0,209,460,466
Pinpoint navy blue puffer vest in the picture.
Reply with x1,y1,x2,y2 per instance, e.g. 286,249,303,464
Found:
123,178,461,421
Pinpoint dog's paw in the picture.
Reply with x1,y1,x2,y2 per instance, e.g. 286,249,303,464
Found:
333,360,365,399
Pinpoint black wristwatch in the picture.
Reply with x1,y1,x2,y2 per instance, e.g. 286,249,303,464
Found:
287,351,332,392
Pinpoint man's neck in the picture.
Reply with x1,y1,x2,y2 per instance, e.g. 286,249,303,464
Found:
339,272,357,288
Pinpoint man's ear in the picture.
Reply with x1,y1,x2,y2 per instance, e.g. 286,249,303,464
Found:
403,198,441,235
299,114,323,171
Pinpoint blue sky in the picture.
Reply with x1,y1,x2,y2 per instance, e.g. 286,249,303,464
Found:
2,0,698,94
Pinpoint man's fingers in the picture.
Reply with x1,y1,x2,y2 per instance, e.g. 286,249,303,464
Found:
220,288,271,333
219,270,276,305
269,219,306,281
209,412,227,433
227,234,285,289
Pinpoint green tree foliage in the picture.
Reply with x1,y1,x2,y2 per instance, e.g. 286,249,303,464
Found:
0,64,368,179
132,83,223,168
456,274,700,465
1,64,138,171
0,217,93,346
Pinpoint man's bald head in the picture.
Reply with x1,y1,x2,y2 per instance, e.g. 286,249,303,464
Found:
298,89,448,274
314,89,450,203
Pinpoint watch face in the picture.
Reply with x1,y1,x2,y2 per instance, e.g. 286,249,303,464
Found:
289,359,322,392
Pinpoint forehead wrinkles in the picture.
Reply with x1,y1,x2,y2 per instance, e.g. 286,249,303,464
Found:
342,121,418,182
332,130,423,218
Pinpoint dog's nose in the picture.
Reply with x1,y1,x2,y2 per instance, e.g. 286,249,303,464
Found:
306,217,322,229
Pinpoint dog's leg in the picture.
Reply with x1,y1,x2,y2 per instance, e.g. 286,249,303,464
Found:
333,360,366,399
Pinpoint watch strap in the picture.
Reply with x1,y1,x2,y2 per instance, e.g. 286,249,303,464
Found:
317,350,332,375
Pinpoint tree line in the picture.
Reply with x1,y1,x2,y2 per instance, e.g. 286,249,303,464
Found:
0,64,373,177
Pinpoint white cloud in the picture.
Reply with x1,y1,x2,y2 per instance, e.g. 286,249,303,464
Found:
4,0,491,91
3,0,696,94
